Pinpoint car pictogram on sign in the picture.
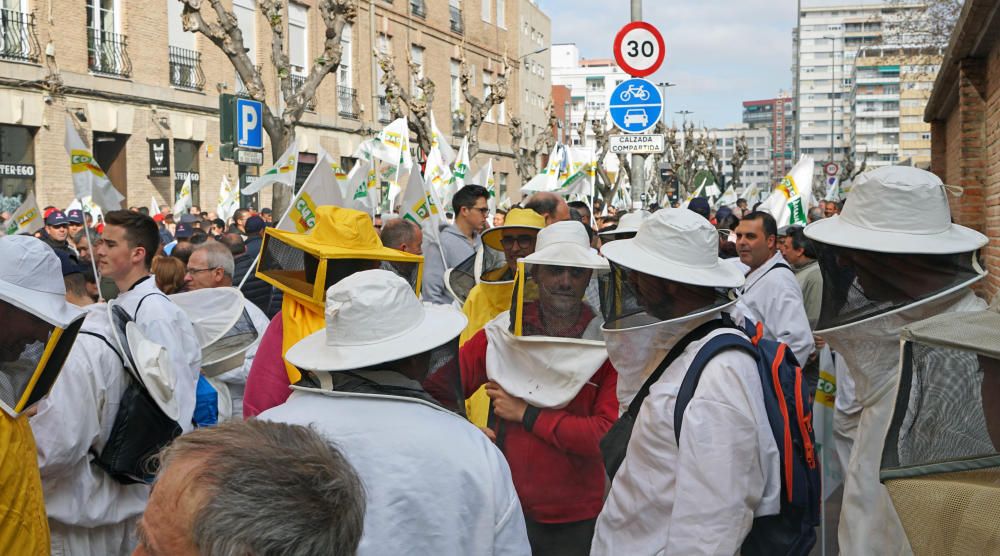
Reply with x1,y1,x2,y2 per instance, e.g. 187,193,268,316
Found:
623,109,648,127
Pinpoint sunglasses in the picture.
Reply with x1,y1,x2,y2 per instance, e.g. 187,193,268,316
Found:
500,235,537,249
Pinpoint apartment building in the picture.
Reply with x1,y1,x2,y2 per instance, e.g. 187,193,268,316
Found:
0,0,545,213
711,124,773,194
742,93,793,181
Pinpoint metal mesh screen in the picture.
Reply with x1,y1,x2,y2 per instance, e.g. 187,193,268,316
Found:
510,263,606,339
201,308,260,377
259,234,314,298
445,252,477,305
0,317,82,415
0,341,45,409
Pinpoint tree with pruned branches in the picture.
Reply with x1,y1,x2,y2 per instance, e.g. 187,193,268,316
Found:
178,0,355,215
510,101,557,184
459,51,510,161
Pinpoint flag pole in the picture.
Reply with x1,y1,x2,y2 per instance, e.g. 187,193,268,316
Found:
78,199,104,302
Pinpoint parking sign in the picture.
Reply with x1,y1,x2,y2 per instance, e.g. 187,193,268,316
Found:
609,78,662,134
236,98,263,149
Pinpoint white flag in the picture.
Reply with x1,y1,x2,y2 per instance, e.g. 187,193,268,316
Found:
741,183,760,205
217,175,239,223
522,144,565,193
705,183,722,199
814,346,844,499
400,163,442,247
680,179,706,209
343,158,376,212
715,185,738,208
277,153,347,233
173,174,193,215
64,115,124,212
370,118,410,168
424,142,454,205
3,192,43,236
150,196,161,216
825,176,841,202
470,158,496,214
430,112,455,166
442,136,471,208
761,155,814,227
558,148,596,197
242,140,299,195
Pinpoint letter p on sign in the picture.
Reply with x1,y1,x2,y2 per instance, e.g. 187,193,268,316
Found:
236,98,264,149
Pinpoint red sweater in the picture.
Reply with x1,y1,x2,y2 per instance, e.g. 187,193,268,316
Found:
458,329,618,524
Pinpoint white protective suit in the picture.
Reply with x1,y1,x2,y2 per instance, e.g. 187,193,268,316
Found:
735,252,815,366
592,311,781,555
114,275,201,432
260,386,530,556
30,304,148,556
827,289,985,555
211,298,270,420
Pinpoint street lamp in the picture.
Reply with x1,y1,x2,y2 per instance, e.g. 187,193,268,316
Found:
519,46,549,61
657,82,676,125
676,110,693,124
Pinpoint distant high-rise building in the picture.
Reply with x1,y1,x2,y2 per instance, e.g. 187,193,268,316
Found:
711,124,774,194
742,93,794,181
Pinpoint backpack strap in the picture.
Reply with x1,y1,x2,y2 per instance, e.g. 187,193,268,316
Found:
742,262,792,293
134,292,168,320
673,322,758,444
623,317,731,421
79,330,125,368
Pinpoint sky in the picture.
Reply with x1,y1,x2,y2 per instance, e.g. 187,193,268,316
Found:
541,0,886,129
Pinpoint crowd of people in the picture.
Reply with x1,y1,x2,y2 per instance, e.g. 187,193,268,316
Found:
0,164,993,555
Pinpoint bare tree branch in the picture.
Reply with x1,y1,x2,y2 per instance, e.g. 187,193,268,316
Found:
460,49,510,161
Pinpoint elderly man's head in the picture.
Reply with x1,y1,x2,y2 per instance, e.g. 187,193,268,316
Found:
380,219,422,257
134,420,365,556
524,192,570,226
184,241,235,290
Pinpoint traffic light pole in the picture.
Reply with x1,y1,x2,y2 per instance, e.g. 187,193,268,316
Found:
630,0,645,209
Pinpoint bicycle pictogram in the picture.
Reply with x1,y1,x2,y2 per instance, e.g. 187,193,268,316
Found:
618,84,650,102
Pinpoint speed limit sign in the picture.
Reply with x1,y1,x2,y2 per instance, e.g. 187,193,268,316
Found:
613,21,666,77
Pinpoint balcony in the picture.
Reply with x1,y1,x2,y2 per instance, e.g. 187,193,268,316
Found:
338,86,358,119
168,46,204,90
449,7,464,34
410,0,426,18
377,95,392,123
0,9,40,63
87,28,132,78
290,75,316,110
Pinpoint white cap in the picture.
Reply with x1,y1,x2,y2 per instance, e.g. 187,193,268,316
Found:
0,235,84,327
287,270,468,372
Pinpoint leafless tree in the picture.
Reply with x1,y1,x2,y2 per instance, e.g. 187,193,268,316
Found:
459,50,510,161
729,135,749,190
179,0,355,214
377,52,436,157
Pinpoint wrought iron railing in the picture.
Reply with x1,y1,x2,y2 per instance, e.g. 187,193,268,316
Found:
87,28,132,77
0,9,40,63
169,46,204,90
338,86,358,119
449,8,464,34
377,95,392,123
290,74,317,110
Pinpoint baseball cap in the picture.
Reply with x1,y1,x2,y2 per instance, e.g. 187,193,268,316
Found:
179,213,198,224
65,209,84,225
45,210,69,226
245,216,266,234
260,208,273,215
175,222,194,239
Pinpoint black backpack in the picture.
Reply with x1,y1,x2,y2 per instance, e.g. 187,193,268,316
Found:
90,293,183,485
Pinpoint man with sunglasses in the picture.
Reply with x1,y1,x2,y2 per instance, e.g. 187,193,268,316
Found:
422,185,490,305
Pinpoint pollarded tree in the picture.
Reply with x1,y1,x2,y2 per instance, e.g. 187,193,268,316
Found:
178,0,355,215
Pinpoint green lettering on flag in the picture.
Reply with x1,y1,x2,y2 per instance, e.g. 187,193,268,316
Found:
788,197,806,226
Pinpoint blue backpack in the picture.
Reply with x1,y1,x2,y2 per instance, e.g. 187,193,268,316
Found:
674,314,821,556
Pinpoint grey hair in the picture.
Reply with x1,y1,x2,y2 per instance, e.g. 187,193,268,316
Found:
379,218,419,250
524,192,561,218
194,241,235,279
158,420,366,556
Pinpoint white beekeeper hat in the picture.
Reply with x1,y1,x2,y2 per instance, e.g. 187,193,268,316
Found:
599,210,650,237
522,220,608,271
0,235,84,327
286,269,468,372
601,208,745,289
169,288,259,377
805,166,987,254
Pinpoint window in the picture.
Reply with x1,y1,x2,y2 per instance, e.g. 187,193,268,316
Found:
449,0,463,33
410,44,424,98
496,0,505,28
233,0,256,93
174,140,201,207
168,0,194,51
450,59,461,112
0,125,36,207
288,3,307,75
338,23,352,88
87,0,131,76
481,0,491,23
498,172,508,198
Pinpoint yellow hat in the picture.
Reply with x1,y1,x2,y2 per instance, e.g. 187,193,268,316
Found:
255,206,423,306
481,207,545,250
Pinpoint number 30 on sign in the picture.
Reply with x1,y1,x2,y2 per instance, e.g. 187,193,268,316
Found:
613,21,666,78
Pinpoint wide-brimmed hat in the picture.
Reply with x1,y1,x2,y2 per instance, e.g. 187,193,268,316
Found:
0,236,83,327
599,210,650,236
170,288,259,377
805,166,987,254
482,207,545,250
286,269,467,372
601,208,746,289
523,220,608,271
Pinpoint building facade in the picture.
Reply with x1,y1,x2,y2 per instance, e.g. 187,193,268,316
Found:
925,0,1000,300
792,3,922,179
742,93,793,181
711,124,773,194
0,0,547,215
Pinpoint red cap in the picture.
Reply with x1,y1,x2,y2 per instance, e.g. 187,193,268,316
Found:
153,213,165,223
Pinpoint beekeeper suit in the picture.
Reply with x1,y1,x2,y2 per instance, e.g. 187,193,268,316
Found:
455,207,545,426
259,270,530,556
0,236,85,555
30,305,148,556
804,166,988,555
591,209,781,555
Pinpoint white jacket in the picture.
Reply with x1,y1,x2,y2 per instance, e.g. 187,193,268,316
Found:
259,387,530,556
114,276,201,432
736,252,815,366
31,304,148,555
592,326,781,555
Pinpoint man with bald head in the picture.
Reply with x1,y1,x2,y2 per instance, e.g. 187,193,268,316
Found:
524,192,570,225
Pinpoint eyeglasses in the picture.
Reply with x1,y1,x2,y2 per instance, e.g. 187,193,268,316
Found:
499,235,537,249
185,267,218,276
467,206,490,216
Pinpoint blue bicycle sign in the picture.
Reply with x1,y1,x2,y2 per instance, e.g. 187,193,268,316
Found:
609,78,662,134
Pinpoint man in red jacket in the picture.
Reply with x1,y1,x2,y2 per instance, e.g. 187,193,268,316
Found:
444,221,617,555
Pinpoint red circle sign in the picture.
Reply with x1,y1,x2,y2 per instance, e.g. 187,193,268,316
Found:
613,21,666,77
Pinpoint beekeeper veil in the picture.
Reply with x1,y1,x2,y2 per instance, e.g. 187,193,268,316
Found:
0,236,85,417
